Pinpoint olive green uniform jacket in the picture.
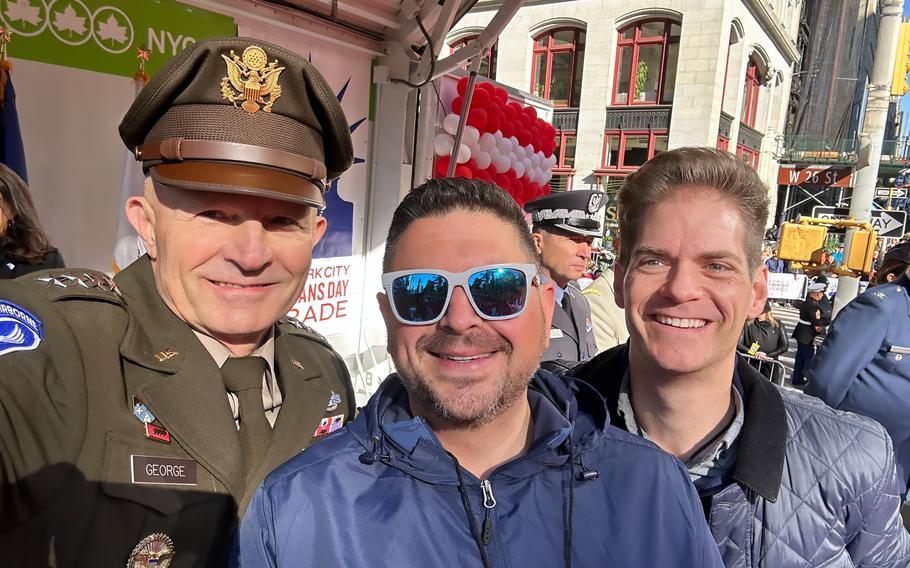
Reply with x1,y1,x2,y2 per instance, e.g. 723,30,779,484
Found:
0,256,355,567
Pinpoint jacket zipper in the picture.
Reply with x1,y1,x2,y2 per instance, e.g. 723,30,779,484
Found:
480,479,497,546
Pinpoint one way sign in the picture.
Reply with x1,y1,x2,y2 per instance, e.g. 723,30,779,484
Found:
810,207,908,238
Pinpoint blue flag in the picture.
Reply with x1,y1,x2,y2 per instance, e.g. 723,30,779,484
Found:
0,69,27,183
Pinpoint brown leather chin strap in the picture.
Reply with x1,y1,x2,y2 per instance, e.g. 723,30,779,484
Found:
137,138,328,185
150,162,325,208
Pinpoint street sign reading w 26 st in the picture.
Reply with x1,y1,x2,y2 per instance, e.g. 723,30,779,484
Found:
810,207,908,238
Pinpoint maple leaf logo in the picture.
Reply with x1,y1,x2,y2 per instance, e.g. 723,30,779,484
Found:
4,0,42,27
52,3,86,37
96,13,127,45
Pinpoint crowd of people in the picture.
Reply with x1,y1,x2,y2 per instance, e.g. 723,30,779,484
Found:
0,37,909,568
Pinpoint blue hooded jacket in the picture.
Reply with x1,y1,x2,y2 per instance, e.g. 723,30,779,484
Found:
234,370,723,567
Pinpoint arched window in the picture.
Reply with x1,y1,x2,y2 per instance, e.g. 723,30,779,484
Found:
742,56,761,127
448,35,497,79
531,28,585,107
613,19,680,105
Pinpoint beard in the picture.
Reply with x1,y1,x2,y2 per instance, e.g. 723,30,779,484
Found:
397,313,547,430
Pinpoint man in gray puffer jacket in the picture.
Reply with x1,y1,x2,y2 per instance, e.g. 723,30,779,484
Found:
573,147,910,566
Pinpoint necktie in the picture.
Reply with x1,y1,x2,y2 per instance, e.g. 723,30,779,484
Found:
221,356,272,473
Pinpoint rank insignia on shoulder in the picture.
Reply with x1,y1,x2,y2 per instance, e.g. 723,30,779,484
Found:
313,414,344,437
325,391,341,412
0,300,43,356
127,532,175,568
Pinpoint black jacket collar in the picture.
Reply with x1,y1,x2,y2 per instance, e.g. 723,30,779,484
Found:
572,344,786,502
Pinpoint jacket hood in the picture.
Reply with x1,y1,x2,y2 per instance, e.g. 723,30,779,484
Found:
346,370,609,485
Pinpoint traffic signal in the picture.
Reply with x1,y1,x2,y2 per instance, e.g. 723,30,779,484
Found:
844,229,876,273
777,223,828,262
891,22,910,96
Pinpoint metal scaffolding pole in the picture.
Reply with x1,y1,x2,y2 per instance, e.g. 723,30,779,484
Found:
834,0,905,316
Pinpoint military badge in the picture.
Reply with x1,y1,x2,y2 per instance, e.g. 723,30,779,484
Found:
132,397,156,424
313,414,345,437
127,532,174,568
325,391,342,412
220,46,285,114
587,192,604,213
0,300,43,357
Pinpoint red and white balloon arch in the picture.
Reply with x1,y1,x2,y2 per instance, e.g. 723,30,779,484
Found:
433,76,556,206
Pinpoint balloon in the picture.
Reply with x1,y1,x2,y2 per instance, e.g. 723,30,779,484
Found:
523,105,538,120
502,104,517,121
443,113,460,135
467,108,487,128
493,174,510,190
496,136,511,154
517,129,531,147
456,144,471,164
485,115,500,133
474,150,492,170
494,87,509,104
513,161,525,178
457,76,470,96
454,165,473,178
475,169,492,181
479,132,496,151
493,154,511,173
463,126,480,146
452,96,464,115
433,133,454,157
486,100,501,117
472,87,490,107
435,156,451,177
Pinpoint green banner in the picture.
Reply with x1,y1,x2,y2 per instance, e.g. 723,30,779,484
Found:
2,0,236,77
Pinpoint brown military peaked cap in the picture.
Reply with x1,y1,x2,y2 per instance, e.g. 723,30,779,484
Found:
120,36,353,209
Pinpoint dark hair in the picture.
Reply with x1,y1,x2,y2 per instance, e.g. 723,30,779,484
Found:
383,177,537,271
618,147,769,271
0,164,53,262
874,259,908,285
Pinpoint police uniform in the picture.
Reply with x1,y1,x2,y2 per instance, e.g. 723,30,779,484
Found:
791,283,825,385
808,273,910,489
524,190,604,364
582,268,629,352
0,38,355,567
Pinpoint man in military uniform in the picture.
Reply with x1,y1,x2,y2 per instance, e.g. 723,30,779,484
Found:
791,281,826,386
523,190,604,364
0,37,355,567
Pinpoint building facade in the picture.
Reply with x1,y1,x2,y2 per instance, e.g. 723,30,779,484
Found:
450,0,804,230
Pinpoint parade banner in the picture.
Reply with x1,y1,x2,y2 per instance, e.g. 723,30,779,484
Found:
1,0,235,77
767,273,807,300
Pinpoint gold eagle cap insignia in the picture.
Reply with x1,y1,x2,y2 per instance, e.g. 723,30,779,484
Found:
220,46,285,114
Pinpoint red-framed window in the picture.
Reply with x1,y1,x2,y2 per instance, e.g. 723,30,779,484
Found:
736,144,760,169
550,131,577,192
717,136,730,151
531,28,585,107
600,130,669,170
613,20,680,105
742,56,761,127
449,35,497,79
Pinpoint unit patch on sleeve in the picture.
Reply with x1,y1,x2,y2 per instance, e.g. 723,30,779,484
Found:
0,300,43,356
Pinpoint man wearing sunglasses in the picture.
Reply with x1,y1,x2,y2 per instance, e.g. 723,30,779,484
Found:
524,190,604,365
572,147,910,566
236,177,723,567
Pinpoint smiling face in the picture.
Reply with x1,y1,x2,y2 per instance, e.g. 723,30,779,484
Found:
379,209,554,428
615,187,767,380
533,227,594,288
127,181,326,354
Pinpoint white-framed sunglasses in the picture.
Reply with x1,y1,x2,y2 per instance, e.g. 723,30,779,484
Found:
381,263,539,325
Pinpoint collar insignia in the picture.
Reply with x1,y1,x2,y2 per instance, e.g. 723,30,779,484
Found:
220,46,285,114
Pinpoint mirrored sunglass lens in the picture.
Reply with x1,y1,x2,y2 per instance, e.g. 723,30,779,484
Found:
468,268,528,318
391,274,449,322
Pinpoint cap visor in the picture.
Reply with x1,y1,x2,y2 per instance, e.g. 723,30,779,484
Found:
553,222,602,237
151,162,325,208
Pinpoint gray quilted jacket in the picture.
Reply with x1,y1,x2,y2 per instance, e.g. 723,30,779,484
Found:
573,346,910,567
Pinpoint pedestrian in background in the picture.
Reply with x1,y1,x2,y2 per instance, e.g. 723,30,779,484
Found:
0,163,64,278
737,300,788,381
791,281,826,386
872,241,910,286
808,267,910,492
582,267,629,352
